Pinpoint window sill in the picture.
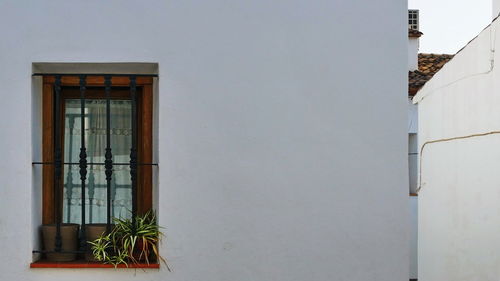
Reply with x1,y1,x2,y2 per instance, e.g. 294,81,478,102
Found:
30,260,160,269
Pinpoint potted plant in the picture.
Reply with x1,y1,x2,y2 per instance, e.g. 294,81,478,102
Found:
41,223,79,262
88,211,169,270
84,223,113,261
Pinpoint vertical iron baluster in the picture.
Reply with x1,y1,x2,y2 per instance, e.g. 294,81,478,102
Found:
79,75,88,250
111,173,117,219
88,99,95,224
65,116,75,223
54,75,62,252
88,168,95,224
129,76,138,231
104,75,113,233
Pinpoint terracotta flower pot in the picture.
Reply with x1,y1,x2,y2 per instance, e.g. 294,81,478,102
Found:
42,224,79,262
131,240,153,262
84,224,112,262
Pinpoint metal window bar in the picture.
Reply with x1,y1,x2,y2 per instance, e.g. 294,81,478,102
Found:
53,75,62,252
32,74,158,255
129,76,138,232
65,116,75,222
33,162,158,166
104,75,113,233
78,75,88,251
32,73,158,77
88,167,96,224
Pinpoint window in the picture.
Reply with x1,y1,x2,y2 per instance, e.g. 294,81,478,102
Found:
34,74,154,261
408,9,419,30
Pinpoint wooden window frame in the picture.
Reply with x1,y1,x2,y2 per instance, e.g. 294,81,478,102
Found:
41,75,153,224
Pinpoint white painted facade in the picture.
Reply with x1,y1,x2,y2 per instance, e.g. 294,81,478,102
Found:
408,38,420,71
409,195,418,280
414,15,500,281
408,26,420,281
408,98,419,281
494,0,500,18
0,1,408,281
408,101,419,280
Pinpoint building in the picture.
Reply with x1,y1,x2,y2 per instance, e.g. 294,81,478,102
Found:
407,10,453,279
414,1,500,280
0,1,408,280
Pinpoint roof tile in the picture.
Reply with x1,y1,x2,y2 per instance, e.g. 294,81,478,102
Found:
408,29,423,38
409,53,454,96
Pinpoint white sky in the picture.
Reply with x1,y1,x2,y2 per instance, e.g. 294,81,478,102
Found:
409,0,492,54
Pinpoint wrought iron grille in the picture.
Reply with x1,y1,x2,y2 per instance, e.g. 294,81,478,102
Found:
32,74,158,255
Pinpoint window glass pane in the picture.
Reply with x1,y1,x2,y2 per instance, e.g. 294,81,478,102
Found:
62,99,132,224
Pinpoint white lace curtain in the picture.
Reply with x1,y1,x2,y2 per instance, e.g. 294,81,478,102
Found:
63,99,132,224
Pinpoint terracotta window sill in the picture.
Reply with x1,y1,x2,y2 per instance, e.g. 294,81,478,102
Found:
30,260,160,269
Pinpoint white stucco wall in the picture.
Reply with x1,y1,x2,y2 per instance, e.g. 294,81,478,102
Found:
0,1,408,280
409,196,418,280
414,16,500,281
408,98,419,134
494,0,500,18
408,128,419,280
408,104,418,279
408,33,419,279
408,97,418,194
409,133,418,193
408,38,420,71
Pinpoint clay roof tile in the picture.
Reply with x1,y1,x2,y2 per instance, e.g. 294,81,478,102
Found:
408,53,454,96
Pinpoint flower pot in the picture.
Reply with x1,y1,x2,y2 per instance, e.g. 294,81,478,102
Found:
42,224,79,262
84,224,112,262
131,240,153,262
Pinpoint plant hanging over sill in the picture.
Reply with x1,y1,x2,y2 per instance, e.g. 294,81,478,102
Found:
88,211,171,271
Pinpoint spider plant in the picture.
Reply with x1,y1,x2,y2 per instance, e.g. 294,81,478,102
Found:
88,211,169,270
88,234,129,267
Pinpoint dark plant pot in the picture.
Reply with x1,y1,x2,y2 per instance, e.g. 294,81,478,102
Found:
42,223,79,262
131,240,154,262
84,224,112,262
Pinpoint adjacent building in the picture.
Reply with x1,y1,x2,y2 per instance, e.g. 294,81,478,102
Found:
414,1,500,280
407,10,453,280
